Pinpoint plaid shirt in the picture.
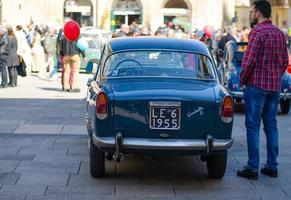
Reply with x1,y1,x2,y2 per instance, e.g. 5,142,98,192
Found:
240,20,288,91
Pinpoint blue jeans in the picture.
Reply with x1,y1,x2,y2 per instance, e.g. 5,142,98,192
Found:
244,86,280,171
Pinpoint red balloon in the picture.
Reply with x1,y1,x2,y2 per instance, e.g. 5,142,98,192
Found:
63,20,80,41
203,25,213,38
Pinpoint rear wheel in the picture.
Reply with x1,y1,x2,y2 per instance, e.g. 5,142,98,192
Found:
207,151,227,179
280,99,290,114
90,138,105,177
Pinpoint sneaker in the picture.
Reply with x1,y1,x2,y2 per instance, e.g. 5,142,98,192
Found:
260,166,278,177
237,166,258,180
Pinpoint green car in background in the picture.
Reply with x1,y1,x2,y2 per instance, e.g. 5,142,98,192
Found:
80,27,112,73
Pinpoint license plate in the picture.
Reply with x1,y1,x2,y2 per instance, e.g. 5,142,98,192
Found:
149,102,181,130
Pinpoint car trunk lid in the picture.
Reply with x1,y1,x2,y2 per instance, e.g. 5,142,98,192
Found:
110,78,217,132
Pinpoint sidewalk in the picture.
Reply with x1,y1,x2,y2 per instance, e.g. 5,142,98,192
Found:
0,73,91,135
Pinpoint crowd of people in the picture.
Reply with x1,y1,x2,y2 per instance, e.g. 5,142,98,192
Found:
0,10,287,93
0,22,86,92
0,23,58,88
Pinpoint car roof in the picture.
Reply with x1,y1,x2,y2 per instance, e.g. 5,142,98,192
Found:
108,37,211,56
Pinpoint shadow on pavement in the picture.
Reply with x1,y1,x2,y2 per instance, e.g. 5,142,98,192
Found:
38,87,65,92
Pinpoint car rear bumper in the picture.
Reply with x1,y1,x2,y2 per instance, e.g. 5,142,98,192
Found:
230,91,243,98
92,134,233,153
230,91,291,100
280,91,291,99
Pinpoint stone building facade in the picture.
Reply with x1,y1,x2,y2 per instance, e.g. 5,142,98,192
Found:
0,0,234,32
0,0,289,32
97,0,231,32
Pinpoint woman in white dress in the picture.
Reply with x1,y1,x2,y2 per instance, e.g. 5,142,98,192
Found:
31,26,45,75
15,25,32,74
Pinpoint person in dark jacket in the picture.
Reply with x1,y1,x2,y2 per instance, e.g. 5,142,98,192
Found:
7,27,19,87
0,27,10,88
61,36,84,92
49,28,64,80
218,27,237,52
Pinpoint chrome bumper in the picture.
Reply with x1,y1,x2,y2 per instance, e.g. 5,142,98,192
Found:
230,91,291,100
280,91,291,100
92,134,233,152
230,91,243,98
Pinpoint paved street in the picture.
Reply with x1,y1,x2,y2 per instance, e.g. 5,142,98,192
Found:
0,73,291,200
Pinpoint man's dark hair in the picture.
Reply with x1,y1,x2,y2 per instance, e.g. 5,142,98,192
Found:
252,0,271,18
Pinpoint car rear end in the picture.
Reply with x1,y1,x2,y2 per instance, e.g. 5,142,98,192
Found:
280,63,291,114
92,49,233,156
89,39,234,178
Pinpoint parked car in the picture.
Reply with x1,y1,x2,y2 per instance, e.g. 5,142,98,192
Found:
222,41,291,114
220,41,246,101
86,37,234,179
79,27,112,73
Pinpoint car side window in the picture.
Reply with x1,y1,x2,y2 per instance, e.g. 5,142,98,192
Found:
196,55,214,79
97,45,110,82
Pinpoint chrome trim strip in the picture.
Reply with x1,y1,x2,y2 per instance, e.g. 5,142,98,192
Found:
92,135,233,151
150,102,181,107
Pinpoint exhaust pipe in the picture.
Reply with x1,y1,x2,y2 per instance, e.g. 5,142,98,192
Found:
114,132,124,162
205,135,213,156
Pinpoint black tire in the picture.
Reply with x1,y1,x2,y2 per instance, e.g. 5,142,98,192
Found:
207,151,227,179
280,99,290,114
90,138,105,177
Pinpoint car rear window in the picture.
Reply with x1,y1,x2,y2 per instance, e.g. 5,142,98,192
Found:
103,50,216,80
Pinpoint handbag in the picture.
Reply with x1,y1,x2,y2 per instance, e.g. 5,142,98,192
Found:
16,56,27,77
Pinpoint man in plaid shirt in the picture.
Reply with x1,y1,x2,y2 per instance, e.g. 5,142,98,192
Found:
237,1,288,180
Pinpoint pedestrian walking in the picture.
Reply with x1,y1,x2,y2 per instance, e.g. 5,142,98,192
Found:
6,26,19,87
61,35,84,92
42,27,56,77
15,25,32,74
31,25,45,74
237,1,289,180
49,28,64,80
0,27,10,88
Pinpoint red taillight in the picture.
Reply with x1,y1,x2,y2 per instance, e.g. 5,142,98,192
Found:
221,96,234,123
287,65,291,74
96,92,108,120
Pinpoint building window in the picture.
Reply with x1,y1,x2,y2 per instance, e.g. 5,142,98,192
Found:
162,0,190,34
111,0,142,31
64,0,93,27
164,0,188,9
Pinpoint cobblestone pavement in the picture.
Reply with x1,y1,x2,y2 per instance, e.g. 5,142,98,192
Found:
0,74,291,200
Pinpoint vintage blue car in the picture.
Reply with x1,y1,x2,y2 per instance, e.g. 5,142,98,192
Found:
222,41,291,114
86,37,234,179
